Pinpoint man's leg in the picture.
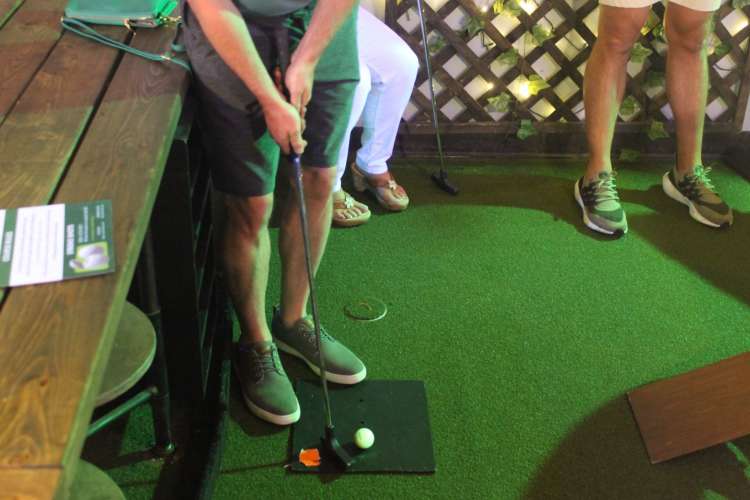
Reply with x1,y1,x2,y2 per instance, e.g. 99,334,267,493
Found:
584,5,651,179
222,194,274,344
661,2,733,227
664,3,711,173
576,5,651,236
278,166,336,325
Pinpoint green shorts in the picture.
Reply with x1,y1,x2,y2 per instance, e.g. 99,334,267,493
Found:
182,6,358,197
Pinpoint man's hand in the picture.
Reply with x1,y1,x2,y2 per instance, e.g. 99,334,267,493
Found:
285,58,316,117
261,96,307,155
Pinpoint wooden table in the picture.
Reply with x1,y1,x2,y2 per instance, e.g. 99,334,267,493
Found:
0,1,189,497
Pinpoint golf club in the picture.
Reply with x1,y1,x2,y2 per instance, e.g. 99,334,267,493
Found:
288,154,354,469
415,0,459,195
274,24,353,469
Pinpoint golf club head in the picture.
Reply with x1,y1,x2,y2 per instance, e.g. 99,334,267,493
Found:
323,426,355,469
431,171,459,195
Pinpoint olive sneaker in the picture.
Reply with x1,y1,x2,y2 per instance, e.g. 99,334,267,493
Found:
271,307,366,385
233,341,300,425
662,165,733,228
574,171,628,237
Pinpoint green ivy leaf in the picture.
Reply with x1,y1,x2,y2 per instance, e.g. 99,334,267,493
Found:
517,119,537,140
532,25,554,45
647,120,669,141
733,0,750,8
428,35,446,55
466,17,484,38
487,92,512,113
496,48,519,66
620,96,639,116
493,0,504,14
643,71,665,90
630,42,653,64
527,74,550,96
618,148,641,162
501,0,522,17
713,42,731,58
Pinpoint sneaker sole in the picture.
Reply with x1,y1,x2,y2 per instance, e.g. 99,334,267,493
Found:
574,181,626,237
275,339,367,385
232,364,300,426
661,172,727,228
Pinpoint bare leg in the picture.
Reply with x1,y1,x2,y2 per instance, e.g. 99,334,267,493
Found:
665,4,713,174
223,194,274,345
584,6,651,180
278,166,336,326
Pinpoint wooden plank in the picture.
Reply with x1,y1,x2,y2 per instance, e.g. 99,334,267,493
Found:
0,28,129,209
628,352,750,464
0,0,67,124
0,0,24,29
0,467,61,500
0,24,188,499
0,27,130,302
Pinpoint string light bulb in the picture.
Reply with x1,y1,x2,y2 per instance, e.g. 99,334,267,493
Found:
518,77,531,100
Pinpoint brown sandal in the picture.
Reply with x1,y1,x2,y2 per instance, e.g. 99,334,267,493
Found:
332,190,371,227
351,163,409,212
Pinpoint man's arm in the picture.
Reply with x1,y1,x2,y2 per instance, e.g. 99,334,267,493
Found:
285,0,358,113
186,0,305,154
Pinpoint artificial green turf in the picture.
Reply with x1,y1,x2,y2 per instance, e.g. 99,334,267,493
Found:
93,159,750,499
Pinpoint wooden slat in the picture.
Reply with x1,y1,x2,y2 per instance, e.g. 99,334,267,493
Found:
0,467,61,500
0,28,129,209
0,24,188,499
0,0,67,123
0,27,129,302
628,352,750,464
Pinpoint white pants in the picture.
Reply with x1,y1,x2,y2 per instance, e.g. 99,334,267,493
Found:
334,7,419,192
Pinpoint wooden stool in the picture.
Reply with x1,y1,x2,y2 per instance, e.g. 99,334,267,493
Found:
96,302,156,407
69,460,125,500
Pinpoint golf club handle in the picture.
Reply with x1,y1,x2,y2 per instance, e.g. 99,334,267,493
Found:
415,0,447,173
289,154,334,429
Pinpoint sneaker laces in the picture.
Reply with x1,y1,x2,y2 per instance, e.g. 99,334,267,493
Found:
249,347,282,378
684,165,716,196
297,319,333,352
590,172,621,204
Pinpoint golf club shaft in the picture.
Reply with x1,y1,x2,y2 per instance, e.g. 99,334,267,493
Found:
290,155,334,430
416,0,447,173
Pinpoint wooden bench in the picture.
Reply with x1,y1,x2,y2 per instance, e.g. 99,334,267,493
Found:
0,0,189,497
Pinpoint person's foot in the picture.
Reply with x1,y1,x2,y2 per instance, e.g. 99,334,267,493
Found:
662,165,733,228
233,341,300,425
574,171,628,237
351,163,409,211
332,189,371,227
271,307,366,385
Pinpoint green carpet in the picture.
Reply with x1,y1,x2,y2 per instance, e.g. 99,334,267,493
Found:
91,159,750,499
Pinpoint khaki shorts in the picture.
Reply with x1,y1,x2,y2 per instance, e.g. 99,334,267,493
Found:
599,0,719,12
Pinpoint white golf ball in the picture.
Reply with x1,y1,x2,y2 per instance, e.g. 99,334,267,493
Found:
354,428,375,449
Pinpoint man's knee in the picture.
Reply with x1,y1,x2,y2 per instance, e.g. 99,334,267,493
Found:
596,29,643,57
225,194,274,240
302,167,336,201
595,7,650,56
665,14,710,53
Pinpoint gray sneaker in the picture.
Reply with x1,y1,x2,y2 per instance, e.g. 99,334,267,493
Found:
233,341,300,425
271,307,366,385
574,171,628,237
662,165,733,228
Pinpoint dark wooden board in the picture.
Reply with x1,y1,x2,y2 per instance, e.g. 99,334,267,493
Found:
0,23,188,499
0,0,67,123
628,352,750,464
